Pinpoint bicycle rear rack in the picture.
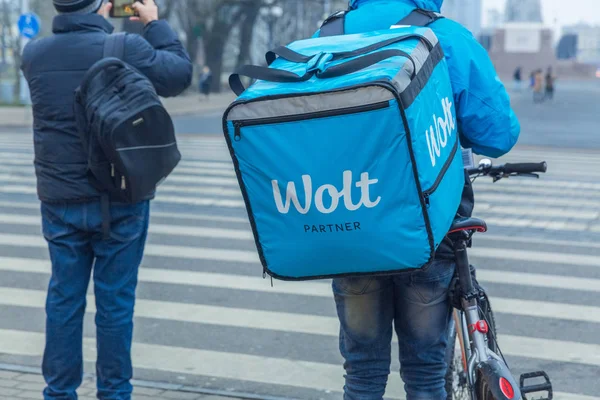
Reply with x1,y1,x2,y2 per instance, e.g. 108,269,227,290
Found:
520,371,553,400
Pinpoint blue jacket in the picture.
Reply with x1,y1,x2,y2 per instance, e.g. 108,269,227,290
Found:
330,0,520,158
21,14,193,203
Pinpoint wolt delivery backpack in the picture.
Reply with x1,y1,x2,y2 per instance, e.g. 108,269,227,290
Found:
223,9,464,280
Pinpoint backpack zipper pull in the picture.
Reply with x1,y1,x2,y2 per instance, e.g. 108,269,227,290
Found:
423,192,431,207
121,176,126,190
111,164,115,177
234,122,242,142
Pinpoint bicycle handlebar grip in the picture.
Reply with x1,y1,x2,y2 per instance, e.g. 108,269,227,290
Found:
503,162,547,174
466,167,482,176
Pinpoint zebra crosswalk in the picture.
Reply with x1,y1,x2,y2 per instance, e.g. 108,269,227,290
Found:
0,133,598,399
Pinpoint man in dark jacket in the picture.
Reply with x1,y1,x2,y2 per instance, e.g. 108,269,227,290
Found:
20,1,192,398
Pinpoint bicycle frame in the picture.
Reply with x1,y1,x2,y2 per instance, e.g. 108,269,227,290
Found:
452,233,521,400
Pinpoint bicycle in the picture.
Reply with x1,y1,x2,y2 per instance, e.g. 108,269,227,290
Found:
444,157,554,400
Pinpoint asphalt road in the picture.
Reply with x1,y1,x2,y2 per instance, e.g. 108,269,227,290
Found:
174,111,224,136
0,80,598,399
509,80,600,149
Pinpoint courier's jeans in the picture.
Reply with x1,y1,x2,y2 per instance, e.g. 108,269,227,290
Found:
41,200,150,400
332,259,455,400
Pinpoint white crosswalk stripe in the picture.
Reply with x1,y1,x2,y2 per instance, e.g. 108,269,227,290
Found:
0,134,598,399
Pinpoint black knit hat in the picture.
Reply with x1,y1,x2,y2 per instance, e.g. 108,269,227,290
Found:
53,0,104,14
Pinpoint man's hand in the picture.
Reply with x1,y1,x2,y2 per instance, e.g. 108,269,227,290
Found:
131,0,159,25
99,1,112,19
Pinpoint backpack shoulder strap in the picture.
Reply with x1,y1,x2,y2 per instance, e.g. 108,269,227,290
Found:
103,32,127,60
395,8,444,27
319,10,348,37
319,8,443,38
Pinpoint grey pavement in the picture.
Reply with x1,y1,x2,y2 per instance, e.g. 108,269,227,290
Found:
507,79,600,149
0,369,243,400
0,81,599,399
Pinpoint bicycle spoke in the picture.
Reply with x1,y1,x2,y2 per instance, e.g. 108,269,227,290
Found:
451,339,470,399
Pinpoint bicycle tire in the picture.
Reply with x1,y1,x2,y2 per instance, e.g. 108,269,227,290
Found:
475,374,498,400
445,315,470,400
474,297,501,400
480,292,498,353
445,295,498,400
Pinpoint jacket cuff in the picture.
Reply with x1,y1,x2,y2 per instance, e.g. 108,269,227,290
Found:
143,20,178,48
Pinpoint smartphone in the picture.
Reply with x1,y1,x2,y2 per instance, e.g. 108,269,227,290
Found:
109,0,138,18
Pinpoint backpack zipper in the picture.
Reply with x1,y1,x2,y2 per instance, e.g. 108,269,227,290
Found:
121,176,127,190
233,101,390,141
422,139,459,205
85,75,131,112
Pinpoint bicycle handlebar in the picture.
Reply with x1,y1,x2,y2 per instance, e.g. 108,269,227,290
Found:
503,162,548,174
467,161,547,178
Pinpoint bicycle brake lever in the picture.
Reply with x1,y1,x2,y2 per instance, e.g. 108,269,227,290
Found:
511,173,540,179
492,172,539,182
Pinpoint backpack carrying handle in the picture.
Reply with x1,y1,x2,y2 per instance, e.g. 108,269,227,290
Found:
79,57,127,98
266,46,312,65
229,65,314,96
266,33,433,66
230,49,415,95
316,49,416,80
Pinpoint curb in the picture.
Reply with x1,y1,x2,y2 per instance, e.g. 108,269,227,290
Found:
0,363,298,400
0,95,235,128
161,94,234,118
168,104,230,117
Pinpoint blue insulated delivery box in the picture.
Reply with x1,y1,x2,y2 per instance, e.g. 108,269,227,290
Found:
222,27,464,280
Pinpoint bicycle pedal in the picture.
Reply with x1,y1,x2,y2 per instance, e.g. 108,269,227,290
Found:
520,371,553,400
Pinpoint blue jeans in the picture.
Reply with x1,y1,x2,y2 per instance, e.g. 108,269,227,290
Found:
332,259,455,400
41,200,150,400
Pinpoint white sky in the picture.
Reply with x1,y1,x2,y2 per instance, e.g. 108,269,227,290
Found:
482,0,600,28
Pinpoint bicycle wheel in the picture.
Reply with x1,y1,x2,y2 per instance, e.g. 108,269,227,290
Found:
445,312,470,400
475,363,518,400
445,295,498,400
479,292,498,353
475,374,499,400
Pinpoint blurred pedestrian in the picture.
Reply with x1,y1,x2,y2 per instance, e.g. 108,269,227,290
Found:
199,65,213,100
545,66,556,100
513,66,522,91
20,0,192,398
533,69,545,103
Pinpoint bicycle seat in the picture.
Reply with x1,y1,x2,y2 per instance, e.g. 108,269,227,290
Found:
449,217,488,234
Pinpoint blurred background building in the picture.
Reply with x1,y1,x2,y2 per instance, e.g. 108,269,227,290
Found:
442,0,482,39
560,23,600,65
504,0,543,23
487,0,558,77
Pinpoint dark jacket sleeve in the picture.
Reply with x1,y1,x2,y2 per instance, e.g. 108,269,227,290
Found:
20,39,37,79
124,20,193,97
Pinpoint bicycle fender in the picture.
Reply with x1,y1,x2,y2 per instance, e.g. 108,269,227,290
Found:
476,359,522,400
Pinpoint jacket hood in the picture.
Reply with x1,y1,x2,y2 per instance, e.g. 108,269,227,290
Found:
349,0,443,12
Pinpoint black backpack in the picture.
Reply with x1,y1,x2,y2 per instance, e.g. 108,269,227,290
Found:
74,33,181,207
